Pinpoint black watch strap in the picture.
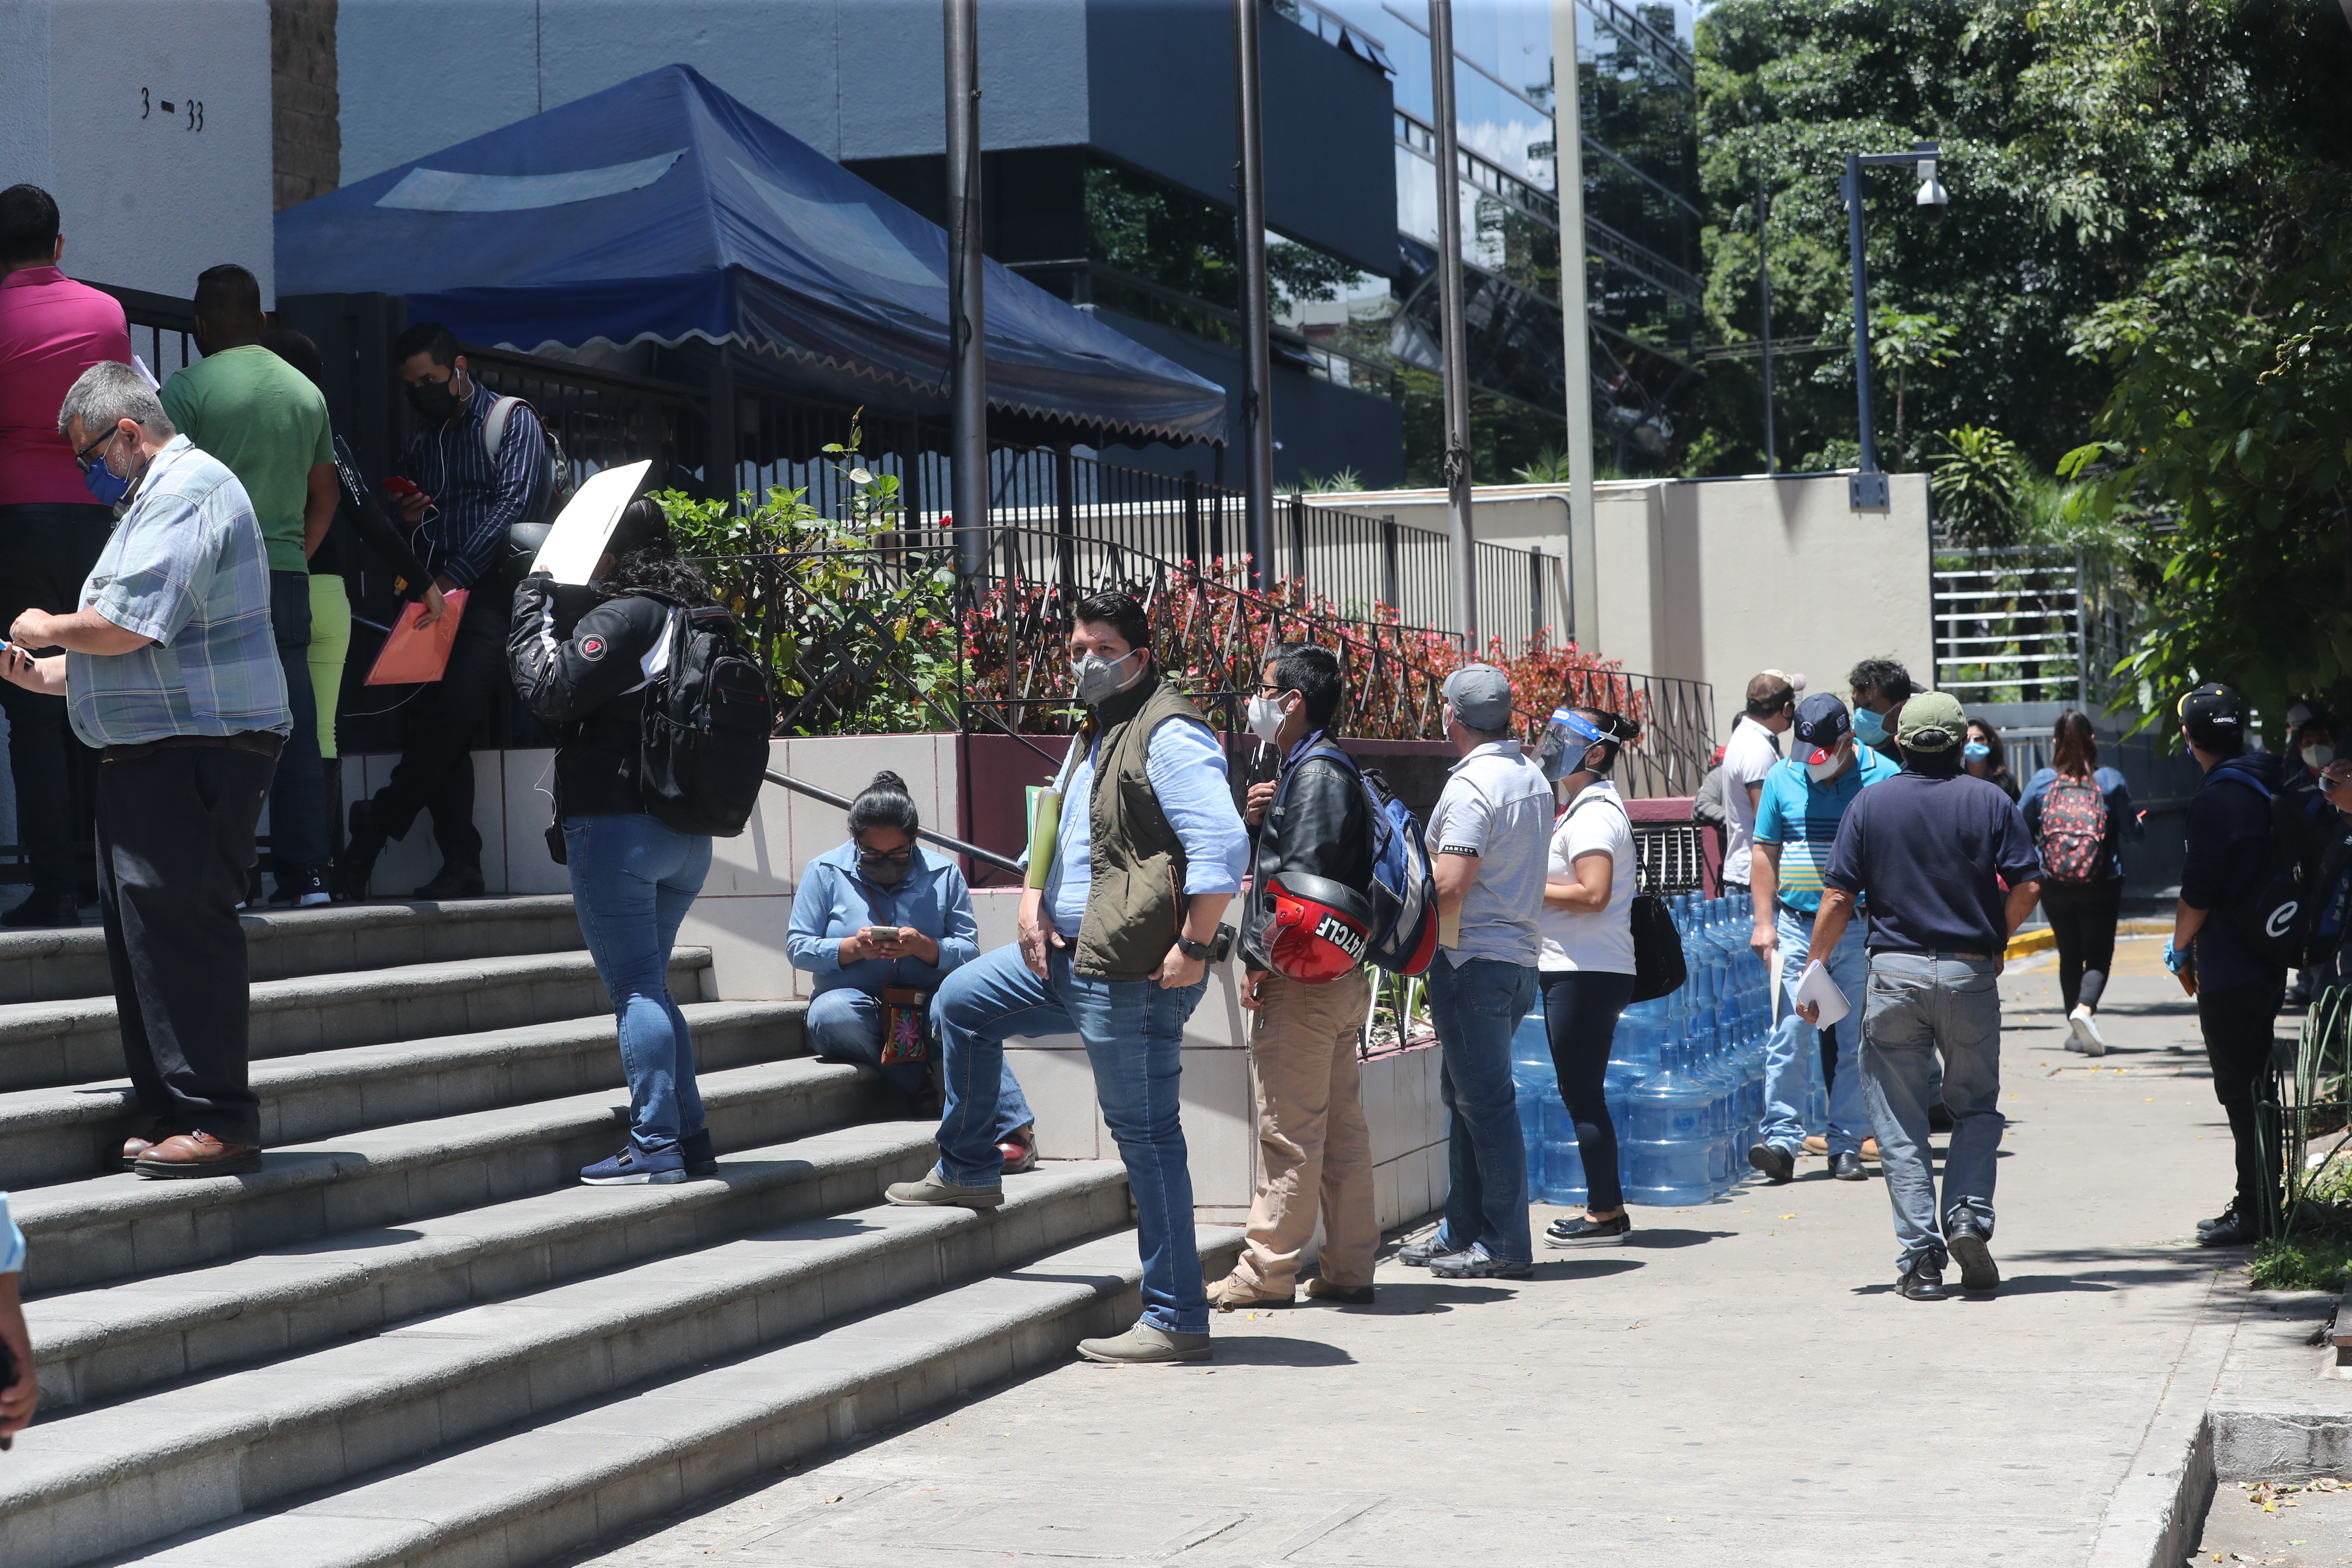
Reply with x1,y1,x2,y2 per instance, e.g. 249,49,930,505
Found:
1177,935,1213,961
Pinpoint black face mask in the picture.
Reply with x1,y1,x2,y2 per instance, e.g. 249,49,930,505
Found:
405,374,460,423
858,848,913,888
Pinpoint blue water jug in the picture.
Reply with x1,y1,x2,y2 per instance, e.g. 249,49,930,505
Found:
1622,1044,1715,1206
1539,1094,1587,1206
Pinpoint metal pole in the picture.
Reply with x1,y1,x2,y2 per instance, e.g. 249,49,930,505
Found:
1232,0,1275,591
1430,0,1478,646
1548,0,1595,645
1757,164,1776,475
1844,153,1887,508
944,0,987,573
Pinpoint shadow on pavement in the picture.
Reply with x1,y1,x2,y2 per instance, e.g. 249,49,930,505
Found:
1368,1281,1518,1311
1623,1228,1736,1249
1205,1335,1357,1366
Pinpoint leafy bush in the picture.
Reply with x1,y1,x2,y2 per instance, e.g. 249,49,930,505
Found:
1930,425,2030,546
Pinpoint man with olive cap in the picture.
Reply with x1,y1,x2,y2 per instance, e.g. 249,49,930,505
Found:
1397,663,1553,1280
1796,691,2043,1301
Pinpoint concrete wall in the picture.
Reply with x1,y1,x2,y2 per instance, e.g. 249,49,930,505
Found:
0,0,277,301
358,734,1446,1233
1311,472,1936,742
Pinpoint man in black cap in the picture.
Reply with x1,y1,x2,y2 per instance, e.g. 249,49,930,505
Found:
1747,692,1898,1183
2168,683,2290,1249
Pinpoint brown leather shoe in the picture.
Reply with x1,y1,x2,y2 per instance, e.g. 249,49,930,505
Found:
1205,1273,1294,1311
132,1130,262,1179
1862,1137,1881,1161
120,1118,176,1167
1802,1135,1828,1156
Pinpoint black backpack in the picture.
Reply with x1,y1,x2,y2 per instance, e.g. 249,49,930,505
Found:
637,604,773,838
2213,771,2313,970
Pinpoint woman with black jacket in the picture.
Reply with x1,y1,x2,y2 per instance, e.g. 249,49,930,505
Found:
508,498,719,1186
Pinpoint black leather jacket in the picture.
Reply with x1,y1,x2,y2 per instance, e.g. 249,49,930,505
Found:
508,574,677,819
1238,737,1375,973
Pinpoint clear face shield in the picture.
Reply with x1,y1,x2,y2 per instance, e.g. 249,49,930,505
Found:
1537,706,1608,782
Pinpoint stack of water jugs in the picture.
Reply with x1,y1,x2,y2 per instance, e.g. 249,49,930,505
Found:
1513,894,1828,1207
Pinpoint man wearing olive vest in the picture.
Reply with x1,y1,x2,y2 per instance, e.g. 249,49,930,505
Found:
888,591,1248,1364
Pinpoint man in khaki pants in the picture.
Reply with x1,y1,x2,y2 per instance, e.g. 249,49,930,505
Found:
1209,643,1381,1309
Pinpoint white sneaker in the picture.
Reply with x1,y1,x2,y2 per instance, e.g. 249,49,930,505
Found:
2069,1005,2106,1057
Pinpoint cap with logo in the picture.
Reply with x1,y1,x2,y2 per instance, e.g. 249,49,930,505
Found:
1442,664,1516,732
2177,683,2248,751
1792,692,1851,763
1895,690,1967,752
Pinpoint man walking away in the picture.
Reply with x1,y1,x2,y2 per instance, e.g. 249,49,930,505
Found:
886,592,1247,1364
1720,670,1795,900
1399,663,1553,1281
9,363,290,1176
1210,643,1381,1310
343,321,547,902
1799,692,2042,1301
0,185,133,927
161,264,335,906
2167,684,2290,1250
1748,693,1896,1185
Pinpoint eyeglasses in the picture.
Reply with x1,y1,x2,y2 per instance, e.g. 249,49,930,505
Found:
73,426,119,473
856,845,913,864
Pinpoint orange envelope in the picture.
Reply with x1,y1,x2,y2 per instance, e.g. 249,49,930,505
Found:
364,590,470,685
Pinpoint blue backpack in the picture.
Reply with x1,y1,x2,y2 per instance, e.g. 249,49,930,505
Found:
1282,743,1439,976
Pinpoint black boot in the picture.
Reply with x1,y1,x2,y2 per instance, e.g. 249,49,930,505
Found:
340,799,388,901
413,861,486,900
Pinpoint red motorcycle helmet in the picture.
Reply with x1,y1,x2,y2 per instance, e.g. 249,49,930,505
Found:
1265,872,1374,983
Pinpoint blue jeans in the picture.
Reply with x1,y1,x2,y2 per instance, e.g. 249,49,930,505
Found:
267,570,327,875
1763,907,1869,1156
1859,951,2004,1272
807,985,1037,1136
1427,950,1539,1265
566,813,712,1152
934,943,1210,1335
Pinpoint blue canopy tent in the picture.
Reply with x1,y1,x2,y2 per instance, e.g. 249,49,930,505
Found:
276,64,1225,449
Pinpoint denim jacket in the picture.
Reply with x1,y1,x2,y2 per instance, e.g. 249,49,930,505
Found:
785,839,979,998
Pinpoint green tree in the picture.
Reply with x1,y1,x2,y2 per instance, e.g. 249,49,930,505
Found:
1930,425,2028,546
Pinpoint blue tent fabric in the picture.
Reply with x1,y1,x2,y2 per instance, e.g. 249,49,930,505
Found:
276,65,1225,446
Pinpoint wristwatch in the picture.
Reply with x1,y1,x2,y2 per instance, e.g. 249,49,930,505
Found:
1176,935,1214,962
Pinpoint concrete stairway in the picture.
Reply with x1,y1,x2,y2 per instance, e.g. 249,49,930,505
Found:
0,896,1234,1568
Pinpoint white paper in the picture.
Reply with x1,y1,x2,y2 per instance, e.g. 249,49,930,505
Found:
528,460,652,585
1788,959,1850,1026
131,355,159,390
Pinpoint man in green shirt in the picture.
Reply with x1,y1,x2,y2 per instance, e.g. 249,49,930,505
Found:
159,264,335,904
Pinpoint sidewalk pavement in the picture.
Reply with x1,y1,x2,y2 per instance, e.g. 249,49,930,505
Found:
555,937,2327,1568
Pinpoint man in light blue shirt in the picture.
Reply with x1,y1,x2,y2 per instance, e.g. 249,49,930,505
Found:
4,363,288,1180
887,592,1247,1366
1748,692,1896,1183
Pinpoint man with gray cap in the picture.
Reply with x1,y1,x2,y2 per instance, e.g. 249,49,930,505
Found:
1797,691,2042,1301
1399,663,1552,1280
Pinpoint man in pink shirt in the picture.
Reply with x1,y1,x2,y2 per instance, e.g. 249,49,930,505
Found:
0,185,132,927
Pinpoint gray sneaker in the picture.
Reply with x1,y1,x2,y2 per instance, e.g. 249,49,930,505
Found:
1397,1234,1455,1268
1075,1321,1212,1364
882,1169,1004,1209
1430,1244,1533,1280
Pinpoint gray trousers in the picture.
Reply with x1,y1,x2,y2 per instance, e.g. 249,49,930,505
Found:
1858,950,2004,1272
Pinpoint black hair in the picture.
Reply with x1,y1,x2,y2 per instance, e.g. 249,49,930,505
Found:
1572,707,1640,775
193,263,263,321
847,769,919,840
599,536,716,608
391,320,461,370
259,327,324,387
1849,656,1916,707
1270,642,1344,728
609,496,668,556
1072,590,1151,653
0,184,60,265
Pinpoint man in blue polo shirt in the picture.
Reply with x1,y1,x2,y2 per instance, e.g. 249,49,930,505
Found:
1798,692,2043,1302
1748,693,1896,1185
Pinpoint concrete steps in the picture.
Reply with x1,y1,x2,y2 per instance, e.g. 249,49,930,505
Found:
0,893,1206,1568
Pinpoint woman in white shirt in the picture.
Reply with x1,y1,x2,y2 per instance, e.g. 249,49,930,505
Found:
1536,708,1642,1248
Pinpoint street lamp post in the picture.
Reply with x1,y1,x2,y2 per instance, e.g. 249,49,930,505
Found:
1841,140,1945,510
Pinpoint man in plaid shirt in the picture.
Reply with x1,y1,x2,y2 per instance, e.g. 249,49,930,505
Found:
4,361,290,1177
344,321,547,902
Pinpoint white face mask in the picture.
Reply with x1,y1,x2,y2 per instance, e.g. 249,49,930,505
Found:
1246,692,1291,745
2307,744,2336,769
1804,745,1848,784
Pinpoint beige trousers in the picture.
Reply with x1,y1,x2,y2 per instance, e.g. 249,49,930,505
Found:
1231,968,1380,1292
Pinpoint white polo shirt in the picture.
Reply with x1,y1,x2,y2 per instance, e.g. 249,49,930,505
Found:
1719,713,1783,886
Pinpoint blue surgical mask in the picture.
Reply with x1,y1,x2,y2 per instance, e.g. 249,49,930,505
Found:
1963,741,1991,765
1851,705,1888,746
81,459,129,508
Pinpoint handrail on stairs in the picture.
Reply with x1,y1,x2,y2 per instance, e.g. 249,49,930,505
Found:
762,769,1024,877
